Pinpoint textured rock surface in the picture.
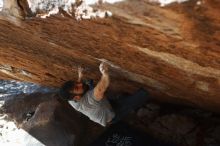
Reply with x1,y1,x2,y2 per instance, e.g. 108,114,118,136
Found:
1,92,220,146
0,93,104,146
132,102,220,146
0,0,220,111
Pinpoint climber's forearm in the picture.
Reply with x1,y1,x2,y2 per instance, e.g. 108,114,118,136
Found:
94,73,110,101
77,75,83,82
98,74,109,92
77,67,83,82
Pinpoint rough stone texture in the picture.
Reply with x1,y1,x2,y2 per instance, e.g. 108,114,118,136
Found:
132,102,220,146
1,92,220,146
137,103,160,122
0,93,105,146
149,114,196,144
0,0,220,112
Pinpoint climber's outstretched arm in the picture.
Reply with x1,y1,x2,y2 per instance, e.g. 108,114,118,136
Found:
94,62,110,101
77,66,84,82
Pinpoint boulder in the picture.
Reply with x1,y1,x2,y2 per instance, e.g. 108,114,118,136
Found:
0,93,104,146
0,0,219,112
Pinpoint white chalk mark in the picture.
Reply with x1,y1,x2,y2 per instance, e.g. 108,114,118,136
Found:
149,0,190,7
196,81,209,92
95,58,167,91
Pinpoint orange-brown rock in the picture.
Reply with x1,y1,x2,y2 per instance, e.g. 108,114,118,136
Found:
0,0,219,111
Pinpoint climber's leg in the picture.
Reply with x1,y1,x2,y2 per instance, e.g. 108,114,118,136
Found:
111,88,150,123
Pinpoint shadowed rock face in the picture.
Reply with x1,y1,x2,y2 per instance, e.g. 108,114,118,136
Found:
0,0,219,111
1,92,219,146
1,93,104,146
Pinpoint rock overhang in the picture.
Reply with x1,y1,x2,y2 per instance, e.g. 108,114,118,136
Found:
0,0,219,112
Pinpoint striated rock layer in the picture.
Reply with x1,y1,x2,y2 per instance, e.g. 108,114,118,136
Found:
0,0,219,111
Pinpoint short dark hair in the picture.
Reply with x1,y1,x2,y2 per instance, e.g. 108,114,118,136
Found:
59,80,75,101
59,80,90,101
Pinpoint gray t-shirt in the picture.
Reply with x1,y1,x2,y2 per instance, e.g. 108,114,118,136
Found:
68,89,115,126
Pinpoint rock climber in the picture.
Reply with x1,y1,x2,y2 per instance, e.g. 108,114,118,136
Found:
59,62,149,127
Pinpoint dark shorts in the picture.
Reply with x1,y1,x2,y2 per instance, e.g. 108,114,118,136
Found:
110,88,150,124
